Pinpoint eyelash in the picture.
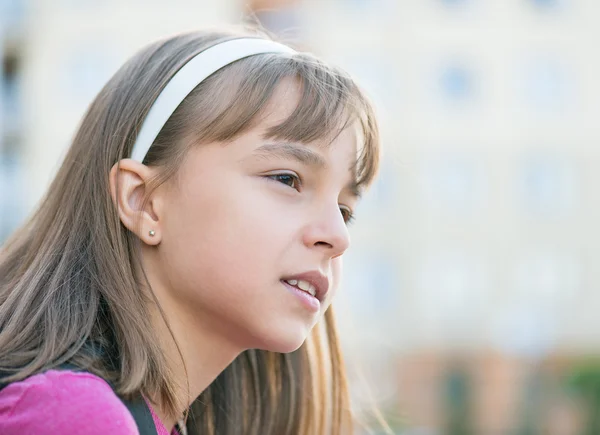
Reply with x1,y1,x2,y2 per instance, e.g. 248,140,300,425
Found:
340,207,355,225
266,173,356,225
268,173,301,191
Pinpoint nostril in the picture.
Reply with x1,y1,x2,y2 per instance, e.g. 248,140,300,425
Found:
315,241,333,248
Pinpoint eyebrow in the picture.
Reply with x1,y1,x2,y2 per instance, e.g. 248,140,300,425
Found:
252,142,327,169
251,142,363,199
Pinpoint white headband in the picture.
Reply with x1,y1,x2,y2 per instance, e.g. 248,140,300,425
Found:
129,38,296,162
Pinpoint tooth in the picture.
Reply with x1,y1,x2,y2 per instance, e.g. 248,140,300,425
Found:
297,280,311,291
297,281,317,297
287,279,317,298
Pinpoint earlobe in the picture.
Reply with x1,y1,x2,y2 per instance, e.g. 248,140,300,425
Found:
109,159,161,245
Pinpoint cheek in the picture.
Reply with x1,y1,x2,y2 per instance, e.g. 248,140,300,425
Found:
160,176,300,297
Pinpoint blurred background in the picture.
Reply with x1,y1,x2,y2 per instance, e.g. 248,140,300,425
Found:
2,0,600,433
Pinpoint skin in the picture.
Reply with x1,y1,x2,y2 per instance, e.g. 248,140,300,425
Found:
110,78,362,429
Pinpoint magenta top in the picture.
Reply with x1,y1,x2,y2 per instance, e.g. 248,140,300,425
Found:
0,369,178,434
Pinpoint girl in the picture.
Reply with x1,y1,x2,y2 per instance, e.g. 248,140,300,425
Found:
0,27,380,434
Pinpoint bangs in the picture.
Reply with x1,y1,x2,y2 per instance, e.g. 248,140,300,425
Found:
177,50,380,190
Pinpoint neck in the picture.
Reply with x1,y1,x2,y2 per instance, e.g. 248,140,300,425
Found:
146,295,242,431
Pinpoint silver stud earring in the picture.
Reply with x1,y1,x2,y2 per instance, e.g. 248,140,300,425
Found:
149,230,156,237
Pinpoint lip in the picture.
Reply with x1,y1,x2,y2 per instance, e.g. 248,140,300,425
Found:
281,270,329,303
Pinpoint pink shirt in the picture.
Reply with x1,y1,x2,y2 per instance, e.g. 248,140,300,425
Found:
0,369,177,435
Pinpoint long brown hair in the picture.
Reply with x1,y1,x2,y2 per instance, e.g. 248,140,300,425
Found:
0,28,380,434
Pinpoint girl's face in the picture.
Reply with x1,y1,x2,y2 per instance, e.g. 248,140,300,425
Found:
148,79,361,352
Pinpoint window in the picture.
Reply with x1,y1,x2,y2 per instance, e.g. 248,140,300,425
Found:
0,0,26,30
417,249,487,329
438,63,476,103
439,0,470,7
61,45,120,109
342,251,398,326
428,59,481,111
491,250,580,356
0,155,25,243
519,57,573,114
1,44,25,241
519,153,577,216
339,54,398,109
514,250,580,302
358,157,397,217
420,154,484,213
529,0,563,9
343,0,395,12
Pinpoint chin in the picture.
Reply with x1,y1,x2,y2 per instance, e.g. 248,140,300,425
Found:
251,322,314,354
264,337,306,354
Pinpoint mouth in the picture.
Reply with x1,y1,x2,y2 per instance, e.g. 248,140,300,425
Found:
280,271,329,303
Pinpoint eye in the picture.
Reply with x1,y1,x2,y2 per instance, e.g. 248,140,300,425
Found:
340,206,355,225
267,173,301,191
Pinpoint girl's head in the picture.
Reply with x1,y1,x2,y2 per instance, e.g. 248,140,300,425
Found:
0,28,379,433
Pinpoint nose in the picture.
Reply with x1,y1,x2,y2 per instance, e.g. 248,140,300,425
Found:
302,203,351,259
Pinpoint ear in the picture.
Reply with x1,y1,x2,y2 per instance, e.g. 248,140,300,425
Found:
109,158,162,245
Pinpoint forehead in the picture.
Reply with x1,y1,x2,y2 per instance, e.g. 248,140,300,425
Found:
255,77,362,160
260,77,304,121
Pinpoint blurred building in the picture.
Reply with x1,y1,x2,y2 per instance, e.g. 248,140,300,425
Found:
1,0,238,218
3,0,600,434
301,1,600,433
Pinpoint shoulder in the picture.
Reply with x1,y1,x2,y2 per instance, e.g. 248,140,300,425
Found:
0,369,139,434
